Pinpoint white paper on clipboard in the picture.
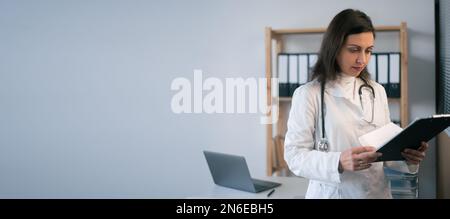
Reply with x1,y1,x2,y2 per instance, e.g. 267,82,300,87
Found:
358,122,403,150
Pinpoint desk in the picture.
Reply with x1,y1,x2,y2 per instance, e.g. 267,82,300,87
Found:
192,176,309,199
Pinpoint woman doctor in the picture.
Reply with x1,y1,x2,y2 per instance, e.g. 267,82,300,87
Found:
284,9,429,198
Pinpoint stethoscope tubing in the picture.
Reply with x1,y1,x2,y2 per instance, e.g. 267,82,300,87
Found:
319,78,375,152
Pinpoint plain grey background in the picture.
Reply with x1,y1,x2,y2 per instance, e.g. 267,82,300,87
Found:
0,0,436,198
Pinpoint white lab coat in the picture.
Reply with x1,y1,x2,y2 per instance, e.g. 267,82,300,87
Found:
284,75,417,199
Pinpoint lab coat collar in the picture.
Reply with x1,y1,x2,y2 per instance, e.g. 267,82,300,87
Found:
325,74,359,99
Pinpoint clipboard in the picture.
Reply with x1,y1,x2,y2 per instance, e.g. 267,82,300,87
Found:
376,114,450,161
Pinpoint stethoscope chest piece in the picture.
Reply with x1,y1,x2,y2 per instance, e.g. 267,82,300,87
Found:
318,138,329,152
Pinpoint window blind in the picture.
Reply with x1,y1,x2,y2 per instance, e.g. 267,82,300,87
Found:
438,0,450,113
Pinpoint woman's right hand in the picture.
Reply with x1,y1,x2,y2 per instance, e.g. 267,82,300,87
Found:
339,146,382,172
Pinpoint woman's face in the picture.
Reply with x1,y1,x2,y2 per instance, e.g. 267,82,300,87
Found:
337,32,374,77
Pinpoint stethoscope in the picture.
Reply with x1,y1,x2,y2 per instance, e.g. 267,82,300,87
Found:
317,78,376,152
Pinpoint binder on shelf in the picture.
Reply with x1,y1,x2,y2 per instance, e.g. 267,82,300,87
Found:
367,54,377,81
377,54,389,93
278,54,290,97
389,53,401,98
288,54,299,96
299,54,309,85
277,53,322,97
307,54,318,82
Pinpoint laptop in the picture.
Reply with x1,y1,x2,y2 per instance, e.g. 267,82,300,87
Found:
203,150,281,193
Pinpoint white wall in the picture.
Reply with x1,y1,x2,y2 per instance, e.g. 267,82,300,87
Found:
0,0,435,198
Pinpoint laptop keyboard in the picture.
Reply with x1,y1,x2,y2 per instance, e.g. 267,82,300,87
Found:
252,179,280,191
254,184,267,191
253,179,276,186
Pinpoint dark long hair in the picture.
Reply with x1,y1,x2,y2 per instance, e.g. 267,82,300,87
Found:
312,9,375,83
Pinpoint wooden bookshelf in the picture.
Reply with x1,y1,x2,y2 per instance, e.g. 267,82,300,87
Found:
265,23,409,176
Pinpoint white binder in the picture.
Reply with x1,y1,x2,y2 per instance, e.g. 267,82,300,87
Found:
389,53,400,84
367,55,377,81
377,54,389,84
288,55,298,84
308,54,318,69
278,54,288,83
299,55,308,84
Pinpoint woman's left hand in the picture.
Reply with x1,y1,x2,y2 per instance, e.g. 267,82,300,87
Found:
401,141,429,165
